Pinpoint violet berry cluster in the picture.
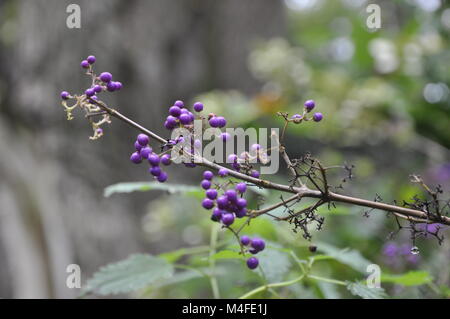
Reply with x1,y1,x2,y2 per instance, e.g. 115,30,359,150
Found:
130,133,171,183
240,236,266,269
290,99,323,123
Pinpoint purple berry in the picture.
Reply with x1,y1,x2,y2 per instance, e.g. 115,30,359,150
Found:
218,168,228,177
236,182,247,194
193,102,204,112
60,91,70,100
81,60,89,68
217,116,227,128
304,99,315,112
220,132,231,142
209,117,220,128
169,106,182,117
166,115,178,127
148,154,160,166
99,72,113,83
221,213,235,226
134,141,142,151
85,88,95,97
157,171,168,183
241,236,251,246
174,100,184,108
93,84,102,93
137,134,149,146
87,55,96,64
250,170,260,178
139,146,152,159
232,163,241,171
236,198,247,209
179,113,191,125
130,152,142,164
150,166,162,176
114,81,122,91
236,207,247,218
206,189,218,200
251,144,261,151
201,179,212,190
225,189,237,202
251,238,265,252
227,154,238,163
106,81,117,92
161,154,171,166
188,111,195,122
203,171,214,180
291,114,302,122
217,196,229,209
246,257,259,269
313,112,323,122
211,208,223,222
202,198,215,210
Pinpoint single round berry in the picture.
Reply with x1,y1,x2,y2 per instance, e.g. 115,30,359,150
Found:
85,88,95,97
81,60,89,68
225,189,238,202
211,208,223,222
179,113,191,125
139,146,152,159
201,179,212,190
309,245,317,253
93,84,103,93
218,168,228,177
236,182,247,194
169,106,182,117
130,152,142,164
174,100,184,107
217,196,228,209
202,198,215,210
114,81,122,90
194,139,202,149
236,207,247,218
313,112,323,122
106,81,117,92
232,163,240,171
164,121,174,130
87,55,96,64
60,91,70,100
221,213,235,226
157,171,168,183
251,144,261,151
209,117,220,128
89,96,98,103
240,236,251,246
137,134,149,146
148,154,161,166
304,99,315,112
250,170,260,178
217,116,227,128
161,154,171,166
220,132,231,142
203,170,214,180
251,238,265,252
99,72,113,83
149,166,162,176
193,102,204,112
291,114,302,123
246,257,259,270
166,115,178,127
227,154,238,163
236,198,247,209
96,128,103,135
134,141,142,151
206,189,218,200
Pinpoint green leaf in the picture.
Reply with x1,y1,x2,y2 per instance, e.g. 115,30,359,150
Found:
381,271,433,286
317,242,372,273
346,281,388,299
104,182,203,198
210,250,242,260
257,245,292,283
83,254,174,295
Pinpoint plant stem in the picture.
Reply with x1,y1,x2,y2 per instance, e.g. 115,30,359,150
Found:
307,274,347,286
209,224,221,299
239,275,305,299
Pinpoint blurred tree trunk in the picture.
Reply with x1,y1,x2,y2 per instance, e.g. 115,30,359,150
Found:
0,0,285,297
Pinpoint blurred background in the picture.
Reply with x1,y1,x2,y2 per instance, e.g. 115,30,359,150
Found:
0,0,449,298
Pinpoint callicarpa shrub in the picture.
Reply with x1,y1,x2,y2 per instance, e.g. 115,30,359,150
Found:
61,56,449,270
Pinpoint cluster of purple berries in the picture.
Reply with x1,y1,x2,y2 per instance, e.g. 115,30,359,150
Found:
130,133,171,183
240,236,266,269
200,171,248,225
60,55,123,103
290,99,323,123
164,100,203,130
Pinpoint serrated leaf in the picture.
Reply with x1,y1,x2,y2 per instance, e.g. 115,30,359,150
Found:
104,182,202,198
317,242,372,273
210,250,242,260
83,254,174,295
381,271,433,286
257,244,292,283
346,281,388,299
